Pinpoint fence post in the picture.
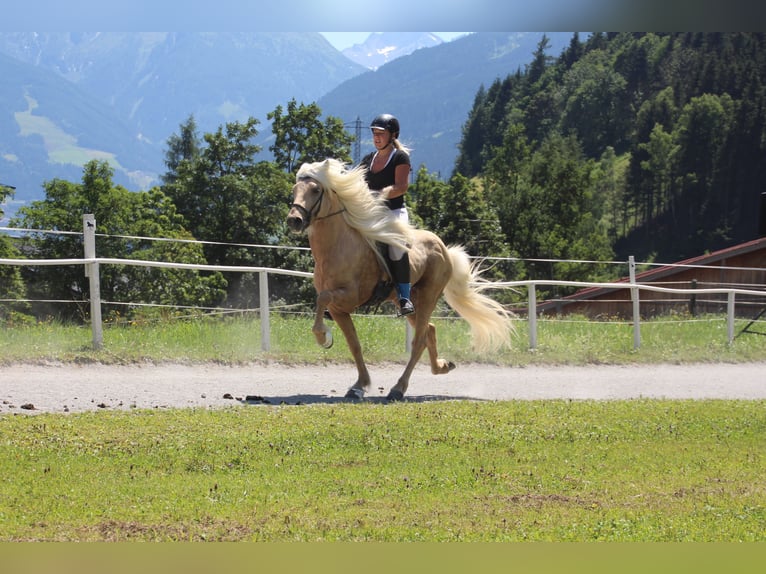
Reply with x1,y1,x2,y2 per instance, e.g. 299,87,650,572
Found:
727,291,735,344
259,270,270,351
689,279,698,316
629,256,640,350
82,214,103,349
528,283,537,349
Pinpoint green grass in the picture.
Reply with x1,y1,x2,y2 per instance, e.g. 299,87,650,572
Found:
2,314,764,542
1,400,764,541
0,312,764,366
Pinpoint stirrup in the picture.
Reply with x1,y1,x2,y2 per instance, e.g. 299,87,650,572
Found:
397,298,415,316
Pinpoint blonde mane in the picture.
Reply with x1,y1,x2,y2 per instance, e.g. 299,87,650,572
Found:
296,158,413,254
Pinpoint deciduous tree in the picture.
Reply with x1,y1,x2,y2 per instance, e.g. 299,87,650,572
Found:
268,99,353,173
12,160,226,322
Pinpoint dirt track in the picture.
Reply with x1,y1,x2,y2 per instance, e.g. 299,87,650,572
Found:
1,361,764,415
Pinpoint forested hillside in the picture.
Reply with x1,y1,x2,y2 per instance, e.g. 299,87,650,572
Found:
6,33,766,323
318,32,573,179
452,32,766,265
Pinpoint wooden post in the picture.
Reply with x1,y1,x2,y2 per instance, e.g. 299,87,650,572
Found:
259,270,270,351
689,278,698,316
528,283,537,350
629,256,640,350
83,214,103,349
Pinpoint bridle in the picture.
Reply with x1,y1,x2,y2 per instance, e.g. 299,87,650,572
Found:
290,179,346,226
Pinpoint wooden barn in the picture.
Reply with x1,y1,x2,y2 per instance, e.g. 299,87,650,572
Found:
537,236,766,320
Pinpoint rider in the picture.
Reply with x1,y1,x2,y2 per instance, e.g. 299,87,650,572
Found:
359,113,414,316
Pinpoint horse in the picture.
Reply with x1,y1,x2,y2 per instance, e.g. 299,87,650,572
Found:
286,158,513,401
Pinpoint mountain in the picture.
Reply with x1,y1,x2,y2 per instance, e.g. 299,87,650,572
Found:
0,33,365,146
341,32,444,69
0,32,365,221
0,31,575,224
0,50,159,215
318,32,575,178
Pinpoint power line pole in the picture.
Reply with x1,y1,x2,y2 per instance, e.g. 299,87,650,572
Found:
354,116,362,164
343,117,363,164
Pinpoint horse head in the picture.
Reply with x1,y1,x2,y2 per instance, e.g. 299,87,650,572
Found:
287,176,325,234
287,159,349,234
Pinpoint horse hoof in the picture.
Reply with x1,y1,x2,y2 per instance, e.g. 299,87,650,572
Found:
345,387,365,400
386,390,404,402
321,328,333,349
447,361,456,371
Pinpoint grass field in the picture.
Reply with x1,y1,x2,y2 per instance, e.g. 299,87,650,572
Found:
1,312,765,366
1,314,764,543
1,400,764,542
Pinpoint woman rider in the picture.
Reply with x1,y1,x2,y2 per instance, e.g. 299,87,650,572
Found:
359,113,414,316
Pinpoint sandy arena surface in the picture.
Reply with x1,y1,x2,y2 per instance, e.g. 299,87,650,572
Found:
1,361,764,415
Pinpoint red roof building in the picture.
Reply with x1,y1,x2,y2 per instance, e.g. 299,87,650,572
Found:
537,237,766,319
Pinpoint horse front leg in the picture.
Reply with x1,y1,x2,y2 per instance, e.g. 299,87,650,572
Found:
310,290,371,399
311,290,334,349
331,312,372,399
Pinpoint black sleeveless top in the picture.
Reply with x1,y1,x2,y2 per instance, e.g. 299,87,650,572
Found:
360,148,411,210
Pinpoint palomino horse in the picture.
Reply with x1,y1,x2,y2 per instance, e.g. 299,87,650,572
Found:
286,158,512,401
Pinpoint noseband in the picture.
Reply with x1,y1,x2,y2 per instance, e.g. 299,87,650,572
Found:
290,180,346,226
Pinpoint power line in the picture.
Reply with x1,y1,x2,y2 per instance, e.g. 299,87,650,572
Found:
344,117,362,164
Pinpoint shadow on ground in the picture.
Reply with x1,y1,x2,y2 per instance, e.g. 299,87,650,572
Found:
237,393,484,406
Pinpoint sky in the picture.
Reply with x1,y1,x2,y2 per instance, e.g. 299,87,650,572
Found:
319,32,470,51
5,1,759,33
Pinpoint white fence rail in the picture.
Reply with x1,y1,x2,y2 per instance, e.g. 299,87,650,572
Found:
496,278,766,349
2,215,766,352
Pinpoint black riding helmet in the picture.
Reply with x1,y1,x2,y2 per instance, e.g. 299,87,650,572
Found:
370,114,400,139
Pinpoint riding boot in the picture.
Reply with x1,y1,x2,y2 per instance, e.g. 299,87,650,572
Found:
390,253,414,316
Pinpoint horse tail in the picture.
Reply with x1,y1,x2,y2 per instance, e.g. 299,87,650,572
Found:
442,245,514,353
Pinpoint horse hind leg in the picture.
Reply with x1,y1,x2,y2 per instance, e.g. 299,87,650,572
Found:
386,310,453,402
386,313,427,401
424,321,456,375
386,289,455,401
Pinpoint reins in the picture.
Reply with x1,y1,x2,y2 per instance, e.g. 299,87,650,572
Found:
291,182,346,226
315,207,346,221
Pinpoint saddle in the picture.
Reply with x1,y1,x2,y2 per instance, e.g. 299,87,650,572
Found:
325,243,395,320
359,241,396,312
